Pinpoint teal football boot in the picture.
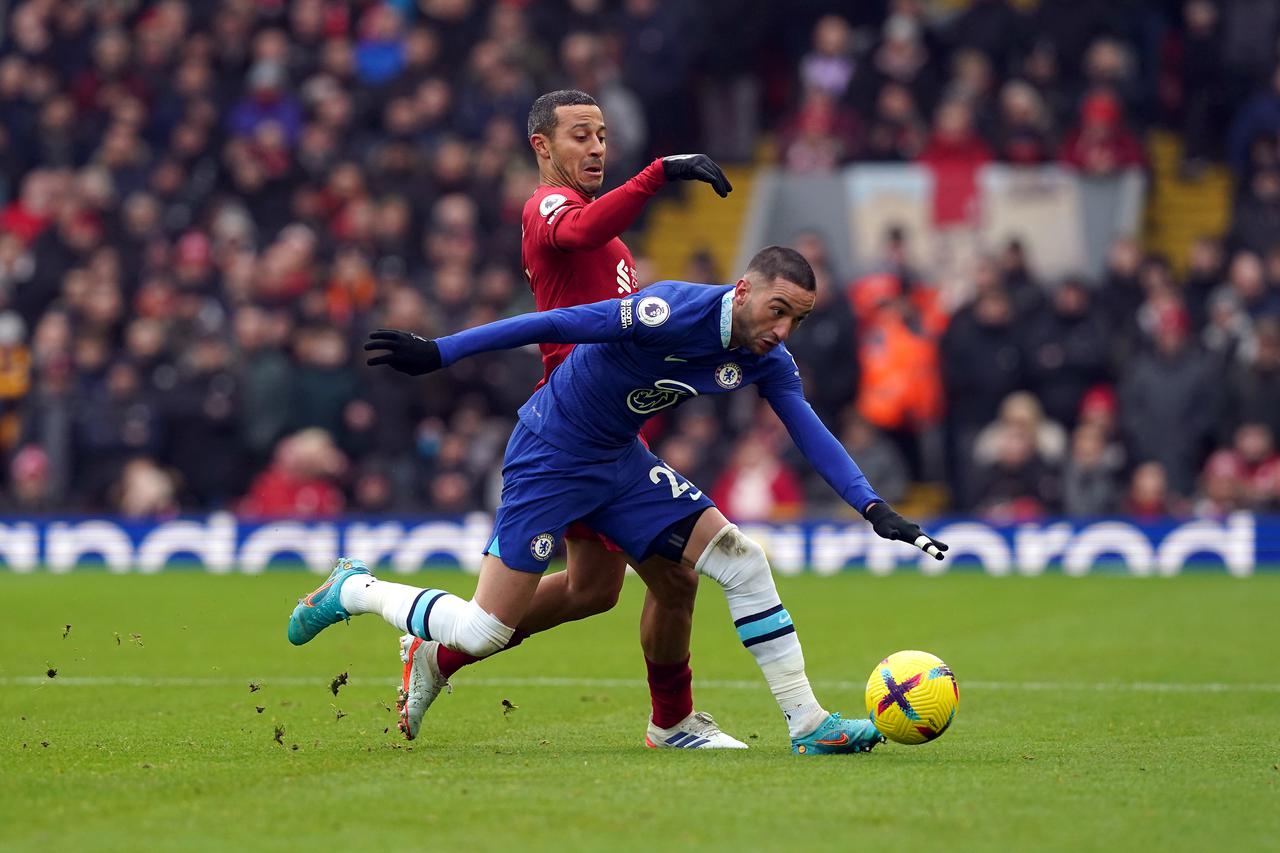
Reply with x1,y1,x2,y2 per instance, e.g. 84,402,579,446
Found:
791,713,886,755
287,558,371,646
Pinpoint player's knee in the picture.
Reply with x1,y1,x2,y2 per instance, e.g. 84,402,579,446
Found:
448,600,515,658
647,566,699,611
696,525,769,589
568,572,623,617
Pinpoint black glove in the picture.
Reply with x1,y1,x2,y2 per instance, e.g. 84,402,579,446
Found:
363,329,442,376
662,154,733,197
865,502,949,561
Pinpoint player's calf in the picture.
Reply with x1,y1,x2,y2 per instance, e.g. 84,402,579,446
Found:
689,521,873,749
292,557,519,659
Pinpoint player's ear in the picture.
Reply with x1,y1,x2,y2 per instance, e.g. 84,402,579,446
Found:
734,277,751,303
530,133,551,160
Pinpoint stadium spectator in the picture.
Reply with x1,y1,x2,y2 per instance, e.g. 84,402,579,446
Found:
710,430,805,523
852,11,939,123
945,0,1024,73
1227,62,1280,175
616,0,697,156
854,292,943,479
918,98,992,226
1195,448,1247,517
861,82,928,162
228,61,303,148
992,80,1056,164
1022,277,1110,427
834,412,908,509
1124,461,1184,520
778,89,861,172
941,287,1024,506
1221,317,1280,442
2,443,55,512
111,456,179,519
800,14,857,102
1227,168,1280,257
1060,90,1145,176
1216,249,1280,320
971,421,1061,523
1199,423,1280,513
1062,423,1121,517
1166,0,1227,172
239,427,347,519
1080,38,1144,120
1184,236,1225,331
973,392,1068,470
786,230,858,426
1119,303,1219,497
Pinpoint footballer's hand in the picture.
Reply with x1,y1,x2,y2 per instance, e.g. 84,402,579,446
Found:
662,154,733,197
364,329,442,376
865,502,949,561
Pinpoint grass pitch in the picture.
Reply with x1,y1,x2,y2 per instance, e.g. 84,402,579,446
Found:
1,570,1277,852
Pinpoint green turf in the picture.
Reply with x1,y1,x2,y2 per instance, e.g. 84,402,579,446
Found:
1,571,1277,852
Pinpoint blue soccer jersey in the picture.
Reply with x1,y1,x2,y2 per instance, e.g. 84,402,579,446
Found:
435,281,882,519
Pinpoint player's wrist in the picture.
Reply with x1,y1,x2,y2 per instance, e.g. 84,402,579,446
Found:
645,157,668,186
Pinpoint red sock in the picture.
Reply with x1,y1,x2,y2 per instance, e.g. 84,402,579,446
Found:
646,655,694,729
434,630,527,679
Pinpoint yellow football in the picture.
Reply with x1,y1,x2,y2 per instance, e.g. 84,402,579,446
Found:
865,650,959,745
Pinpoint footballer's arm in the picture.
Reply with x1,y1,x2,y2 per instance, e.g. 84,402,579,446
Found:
765,389,949,559
545,156,732,252
364,290,677,374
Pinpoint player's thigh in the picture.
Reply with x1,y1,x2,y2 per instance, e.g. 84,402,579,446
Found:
473,552,543,627
563,535,628,605
584,441,716,570
488,425,610,574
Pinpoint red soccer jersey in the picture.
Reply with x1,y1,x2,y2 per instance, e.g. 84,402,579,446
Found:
520,159,667,385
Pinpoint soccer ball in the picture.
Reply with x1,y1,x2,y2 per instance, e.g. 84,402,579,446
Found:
865,650,959,745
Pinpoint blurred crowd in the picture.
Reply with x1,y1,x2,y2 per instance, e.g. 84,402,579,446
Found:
0,0,1277,523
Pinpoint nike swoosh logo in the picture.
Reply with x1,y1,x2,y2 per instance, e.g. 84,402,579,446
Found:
303,579,335,607
664,355,687,362
814,732,850,747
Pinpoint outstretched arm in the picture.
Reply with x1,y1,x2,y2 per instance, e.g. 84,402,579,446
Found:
364,299,629,375
767,392,949,560
767,391,881,513
547,157,732,251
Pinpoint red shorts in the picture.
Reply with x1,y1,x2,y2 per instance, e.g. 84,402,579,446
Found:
565,521,624,552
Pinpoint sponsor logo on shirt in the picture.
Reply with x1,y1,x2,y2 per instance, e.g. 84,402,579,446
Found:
530,532,556,561
539,193,568,219
626,379,698,414
615,258,636,294
714,362,743,389
620,298,634,329
637,296,670,327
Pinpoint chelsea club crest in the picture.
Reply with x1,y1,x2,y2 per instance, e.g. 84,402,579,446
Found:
530,533,556,561
714,362,743,389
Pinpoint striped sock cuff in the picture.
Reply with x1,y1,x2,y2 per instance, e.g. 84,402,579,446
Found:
734,604,796,648
406,589,446,640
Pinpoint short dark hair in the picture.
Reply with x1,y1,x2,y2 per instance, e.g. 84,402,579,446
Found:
527,89,598,138
745,245,817,291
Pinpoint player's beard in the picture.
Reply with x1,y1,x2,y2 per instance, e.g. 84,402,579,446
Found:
551,151,604,197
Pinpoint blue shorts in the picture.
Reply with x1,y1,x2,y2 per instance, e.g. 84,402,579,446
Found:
485,423,715,573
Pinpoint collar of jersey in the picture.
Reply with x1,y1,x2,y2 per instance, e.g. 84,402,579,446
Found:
719,288,733,348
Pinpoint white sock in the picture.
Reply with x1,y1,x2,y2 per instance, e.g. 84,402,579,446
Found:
339,577,514,659
339,576,419,629
761,652,828,738
694,524,828,738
